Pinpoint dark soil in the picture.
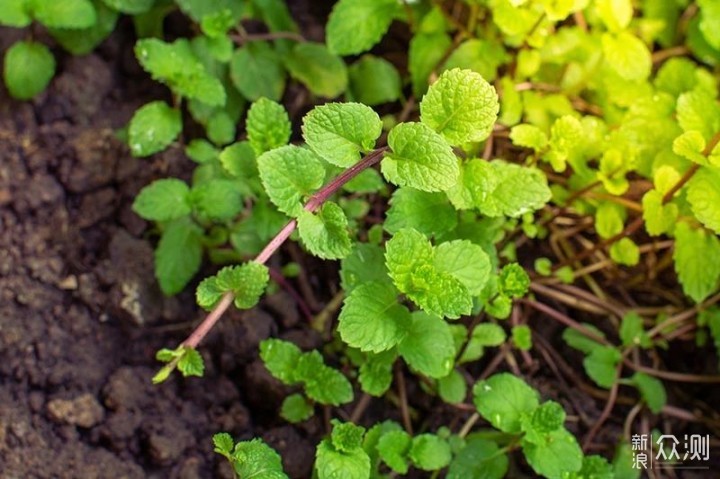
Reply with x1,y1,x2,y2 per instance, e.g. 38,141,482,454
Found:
2,8,720,479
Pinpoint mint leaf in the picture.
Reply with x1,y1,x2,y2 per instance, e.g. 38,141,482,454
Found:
510,124,549,152
687,168,720,234
348,55,402,105
377,430,411,474
385,229,472,318
232,438,289,479
674,222,720,302
213,432,234,457
409,434,452,471
676,90,720,141
473,373,540,433
220,141,257,179
601,32,651,81
338,281,410,353
3,40,55,100
185,139,219,164
326,0,399,55
101,0,154,14
619,312,652,348
385,188,458,238
135,38,225,106
177,346,204,378
155,217,203,295
631,372,666,414
398,312,455,378
642,190,678,236
49,1,118,55
465,160,551,218
568,455,614,479
246,98,291,155
32,0,96,29
230,42,285,101
443,39,506,82
128,101,182,157
382,122,459,192
300,353,354,405
302,103,382,167
521,428,583,479
280,393,314,423
316,438,370,479
420,68,499,145
409,32,452,97
284,42,347,98
583,346,621,388
0,0,32,27
257,145,325,217
438,369,467,404
673,131,708,165
499,263,530,298
447,435,508,479
340,243,392,293
512,325,533,351
196,262,269,311
562,324,607,354
434,240,491,296
190,179,244,221
133,178,191,222
298,202,352,260
359,350,396,396
260,339,302,384
529,401,566,434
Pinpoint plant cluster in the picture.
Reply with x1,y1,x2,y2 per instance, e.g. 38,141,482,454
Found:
6,0,720,478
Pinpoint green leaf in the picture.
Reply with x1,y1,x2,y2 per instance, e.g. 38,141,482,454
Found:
133,178,191,222
340,243,392,293
398,312,455,378
438,369,467,404
196,262,269,311
434,240,491,296
601,32,651,81
212,432,234,457
447,435,508,479
135,38,225,106
3,40,55,100
155,217,203,295
280,393,314,423
177,347,205,378
687,168,720,234
673,222,720,302
610,237,640,266
348,55,402,105
284,42,347,98
510,124,548,152
207,110,235,146
631,372,666,414
232,438,289,479
385,188,458,238
443,39,506,83
259,339,302,384
100,0,154,14
246,97,291,156
316,438,371,479
472,373,539,434
326,0,399,56
385,229,472,319
338,281,410,353
190,179,244,221
567,455,614,479
297,202,352,260
619,312,652,348
583,346,621,388
471,323,507,347
642,190,678,236
49,1,118,55
673,131,708,165
330,420,365,453
185,139,219,164
409,32,453,97
32,0,96,28
220,141,257,178
499,263,530,298
420,68,499,145
128,101,182,157
382,122,459,192
359,350,396,396
528,401,566,434
676,89,720,141
562,324,606,354
377,430,411,474
512,325,532,351
302,102,382,168
0,0,32,27
699,0,720,49
301,354,354,406
257,145,325,217
595,202,625,239
597,0,632,31
521,428,583,479
409,434,452,471
460,160,551,218
175,0,243,23
230,42,285,101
